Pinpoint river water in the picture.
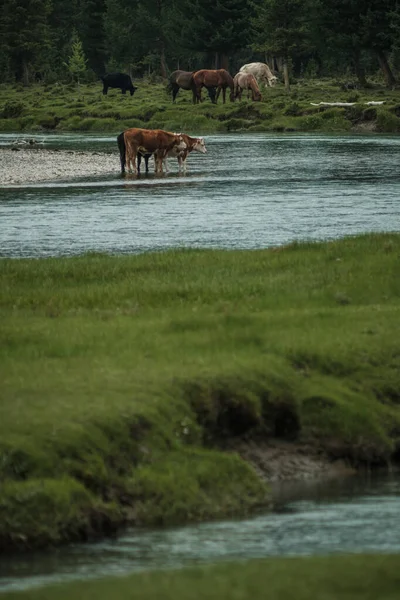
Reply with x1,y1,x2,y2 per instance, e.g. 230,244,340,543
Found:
1,133,400,592
1,471,399,593
1,133,400,257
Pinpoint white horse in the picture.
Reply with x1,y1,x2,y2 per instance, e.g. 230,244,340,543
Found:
239,62,278,87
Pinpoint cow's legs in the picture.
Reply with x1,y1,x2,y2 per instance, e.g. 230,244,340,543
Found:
102,84,108,95
126,141,138,174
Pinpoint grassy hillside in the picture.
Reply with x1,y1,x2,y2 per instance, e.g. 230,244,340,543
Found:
3,555,400,600
1,233,400,551
0,78,399,134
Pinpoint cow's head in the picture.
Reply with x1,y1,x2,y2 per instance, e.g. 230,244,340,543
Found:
130,86,138,96
194,138,207,153
268,76,278,87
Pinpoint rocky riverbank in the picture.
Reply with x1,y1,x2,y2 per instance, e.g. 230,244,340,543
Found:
0,147,119,185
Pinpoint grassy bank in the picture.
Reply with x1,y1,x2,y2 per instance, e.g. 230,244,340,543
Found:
0,78,399,134
3,555,400,599
1,233,400,551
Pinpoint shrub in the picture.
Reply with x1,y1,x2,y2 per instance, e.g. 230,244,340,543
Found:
376,109,400,133
1,100,25,118
284,102,302,116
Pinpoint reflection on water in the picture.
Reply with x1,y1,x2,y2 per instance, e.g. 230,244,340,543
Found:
0,471,399,593
1,133,400,257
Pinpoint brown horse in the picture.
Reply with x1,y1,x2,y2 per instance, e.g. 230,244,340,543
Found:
168,70,216,104
233,72,262,102
192,69,235,104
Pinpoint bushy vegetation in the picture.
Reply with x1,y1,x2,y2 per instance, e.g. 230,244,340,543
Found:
1,234,400,550
2,555,400,600
0,79,399,134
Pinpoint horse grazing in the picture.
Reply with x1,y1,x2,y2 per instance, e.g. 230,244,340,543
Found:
239,63,278,87
233,73,262,101
192,69,235,104
168,70,216,104
118,128,187,175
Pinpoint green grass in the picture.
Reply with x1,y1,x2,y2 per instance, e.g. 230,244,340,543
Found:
1,233,400,550
0,77,399,133
3,555,400,599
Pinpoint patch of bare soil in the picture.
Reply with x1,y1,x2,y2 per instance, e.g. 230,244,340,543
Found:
227,439,355,482
352,121,378,133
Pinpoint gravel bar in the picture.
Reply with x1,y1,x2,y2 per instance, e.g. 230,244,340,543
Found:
0,148,120,185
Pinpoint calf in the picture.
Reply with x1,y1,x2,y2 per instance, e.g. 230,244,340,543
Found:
102,73,137,96
122,128,187,174
161,134,207,172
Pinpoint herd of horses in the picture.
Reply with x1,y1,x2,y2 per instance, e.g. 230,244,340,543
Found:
101,62,278,104
168,63,278,104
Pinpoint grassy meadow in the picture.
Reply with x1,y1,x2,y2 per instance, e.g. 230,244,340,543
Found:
1,233,400,551
0,77,400,134
2,555,400,600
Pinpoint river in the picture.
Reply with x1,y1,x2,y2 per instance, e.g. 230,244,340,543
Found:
1,132,400,257
1,132,400,593
1,471,399,593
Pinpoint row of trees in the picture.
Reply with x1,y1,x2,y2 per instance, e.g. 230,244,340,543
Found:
1,0,399,88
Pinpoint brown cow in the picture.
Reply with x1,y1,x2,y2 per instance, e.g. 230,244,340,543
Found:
161,134,207,172
122,128,187,174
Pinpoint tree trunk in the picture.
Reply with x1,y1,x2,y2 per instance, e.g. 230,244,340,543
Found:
22,59,30,86
220,53,229,71
376,49,396,88
283,58,290,93
352,50,367,87
160,44,168,79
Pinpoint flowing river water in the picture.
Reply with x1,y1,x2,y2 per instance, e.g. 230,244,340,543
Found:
1,132,400,257
1,132,400,592
1,472,400,593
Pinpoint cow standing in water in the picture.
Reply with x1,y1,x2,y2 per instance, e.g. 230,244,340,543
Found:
117,128,187,174
118,132,206,174
101,73,137,96
161,134,207,172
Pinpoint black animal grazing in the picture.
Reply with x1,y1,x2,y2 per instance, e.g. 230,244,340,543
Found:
117,131,151,174
102,73,137,96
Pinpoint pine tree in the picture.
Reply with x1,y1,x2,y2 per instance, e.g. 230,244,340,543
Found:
64,34,88,86
79,0,108,75
1,0,52,84
170,0,251,71
251,0,313,91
